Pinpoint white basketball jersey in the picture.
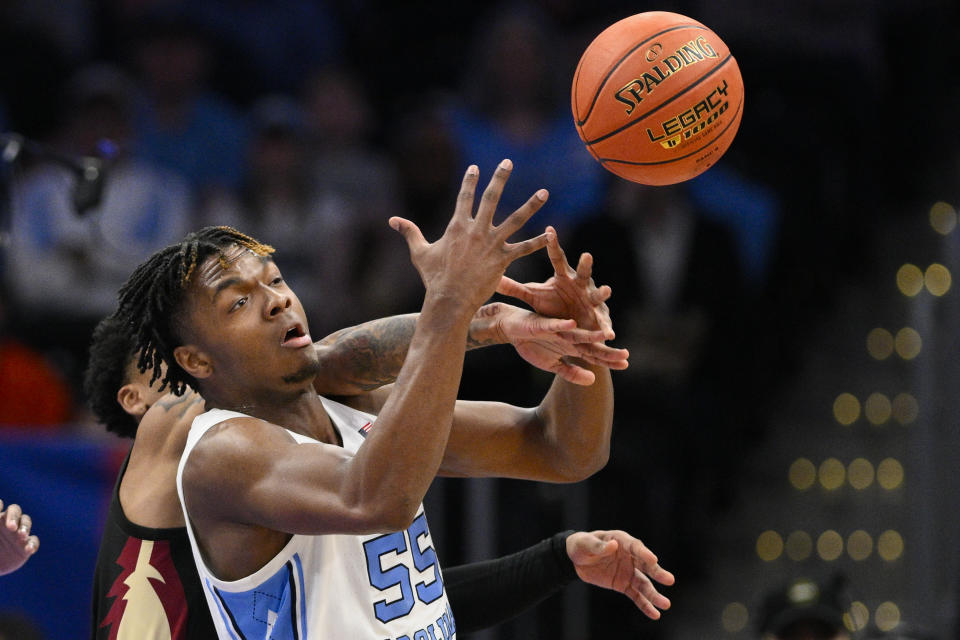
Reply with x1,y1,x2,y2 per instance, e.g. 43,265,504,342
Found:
176,396,456,639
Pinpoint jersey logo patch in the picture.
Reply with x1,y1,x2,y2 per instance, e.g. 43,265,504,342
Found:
99,538,188,639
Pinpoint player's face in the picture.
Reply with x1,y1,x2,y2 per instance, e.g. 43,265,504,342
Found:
182,245,318,394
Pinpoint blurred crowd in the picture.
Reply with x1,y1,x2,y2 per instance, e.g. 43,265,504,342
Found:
1,0,958,635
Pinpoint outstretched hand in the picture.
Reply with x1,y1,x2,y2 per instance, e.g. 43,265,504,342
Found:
497,226,616,337
389,160,550,314
475,302,629,385
0,499,39,576
567,530,674,620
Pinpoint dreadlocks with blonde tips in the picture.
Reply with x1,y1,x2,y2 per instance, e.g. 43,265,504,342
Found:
115,226,275,396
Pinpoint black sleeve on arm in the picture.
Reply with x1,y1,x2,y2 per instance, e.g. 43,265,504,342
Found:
444,530,578,633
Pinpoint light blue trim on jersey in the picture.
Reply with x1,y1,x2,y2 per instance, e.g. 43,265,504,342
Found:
294,552,308,637
208,554,308,640
206,578,242,640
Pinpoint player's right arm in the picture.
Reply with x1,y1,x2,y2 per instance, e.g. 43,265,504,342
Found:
312,300,626,396
183,161,550,536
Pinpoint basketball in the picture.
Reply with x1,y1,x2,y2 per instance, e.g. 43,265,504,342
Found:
571,11,744,185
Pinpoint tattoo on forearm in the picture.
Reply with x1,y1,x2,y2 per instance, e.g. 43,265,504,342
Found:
328,308,506,392
332,316,417,391
466,303,503,350
466,334,498,350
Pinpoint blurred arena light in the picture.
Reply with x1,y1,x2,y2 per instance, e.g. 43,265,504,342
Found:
789,458,816,491
894,328,922,360
818,458,846,490
877,458,904,490
865,393,891,425
756,530,783,562
896,264,924,297
816,530,844,561
833,393,861,425
846,529,873,561
877,530,904,561
866,328,894,360
847,458,875,490
785,530,813,561
923,263,951,296
720,602,749,633
891,394,918,425
929,201,957,235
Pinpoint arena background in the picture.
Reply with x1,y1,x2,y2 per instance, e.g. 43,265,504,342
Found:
1,0,959,638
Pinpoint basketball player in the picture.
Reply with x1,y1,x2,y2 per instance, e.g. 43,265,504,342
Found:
0,499,39,575
116,161,672,637
87,296,630,638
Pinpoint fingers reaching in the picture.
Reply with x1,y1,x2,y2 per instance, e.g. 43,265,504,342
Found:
475,159,513,226
16,513,31,539
453,164,480,221
626,569,672,619
496,275,536,306
388,216,428,250
5,503,22,531
506,231,551,262
592,284,612,305
575,251,595,282
499,189,550,241
544,226,573,277
594,530,674,619
566,342,630,370
552,361,596,386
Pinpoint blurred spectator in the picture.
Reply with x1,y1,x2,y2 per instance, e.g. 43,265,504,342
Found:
4,63,192,389
198,94,362,336
0,288,73,427
758,574,849,640
1,0,95,61
302,64,402,229
569,179,754,579
440,4,607,242
299,63,409,322
687,164,782,291
126,12,249,196
0,19,70,141
175,0,344,97
384,100,465,314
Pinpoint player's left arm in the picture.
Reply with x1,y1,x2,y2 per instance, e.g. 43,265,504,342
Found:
438,358,612,482
445,529,673,632
439,227,619,481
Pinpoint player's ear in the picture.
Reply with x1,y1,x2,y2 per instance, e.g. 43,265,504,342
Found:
117,383,150,418
173,345,213,380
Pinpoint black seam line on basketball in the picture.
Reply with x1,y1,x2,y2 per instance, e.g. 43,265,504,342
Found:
598,95,743,167
583,53,733,146
576,24,708,126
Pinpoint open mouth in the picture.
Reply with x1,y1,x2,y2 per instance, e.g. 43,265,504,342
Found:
281,322,310,347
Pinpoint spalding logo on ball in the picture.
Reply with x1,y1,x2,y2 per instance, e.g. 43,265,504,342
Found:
572,11,744,185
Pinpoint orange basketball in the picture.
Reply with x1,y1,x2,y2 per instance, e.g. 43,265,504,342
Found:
571,11,744,185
